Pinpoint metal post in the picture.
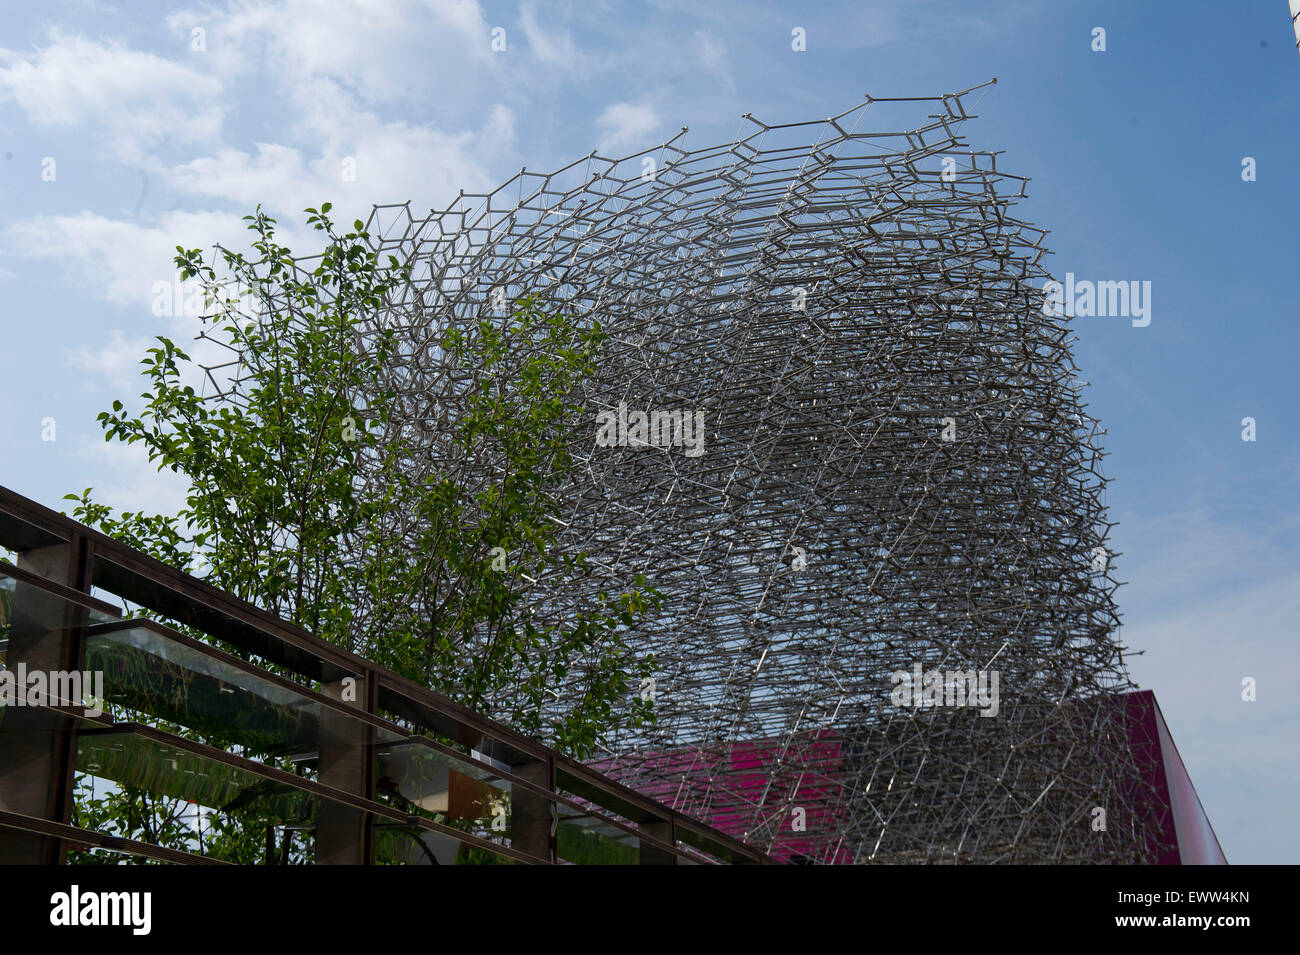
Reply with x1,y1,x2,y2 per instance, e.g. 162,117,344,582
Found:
315,672,376,864
0,536,92,864
510,756,555,863
639,815,678,865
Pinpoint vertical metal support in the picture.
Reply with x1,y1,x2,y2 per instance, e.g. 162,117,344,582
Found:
639,814,678,865
0,535,92,864
315,671,376,864
510,756,555,863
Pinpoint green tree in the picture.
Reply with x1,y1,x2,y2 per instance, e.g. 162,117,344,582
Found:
65,203,656,863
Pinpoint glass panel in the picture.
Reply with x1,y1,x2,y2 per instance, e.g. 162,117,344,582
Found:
84,622,404,756
377,738,511,819
1,569,117,718
557,819,640,865
64,846,184,866
0,571,118,626
673,822,738,863
554,798,642,864
374,825,515,865
672,842,707,864
73,719,335,864
77,727,315,822
374,739,539,861
1,537,73,589
67,717,516,865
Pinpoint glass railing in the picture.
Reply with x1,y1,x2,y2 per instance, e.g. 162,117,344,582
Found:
84,620,405,755
0,486,769,865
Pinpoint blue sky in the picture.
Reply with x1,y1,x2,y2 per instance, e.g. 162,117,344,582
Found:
1,0,1296,863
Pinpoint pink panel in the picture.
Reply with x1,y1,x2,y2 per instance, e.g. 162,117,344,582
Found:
1152,700,1228,865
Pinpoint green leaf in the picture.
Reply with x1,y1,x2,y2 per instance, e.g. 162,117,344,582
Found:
64,202,655,855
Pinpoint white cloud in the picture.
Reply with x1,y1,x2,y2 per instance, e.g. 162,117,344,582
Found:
0,30,224,161
0,2,524,417
595,102,660,153
518,2,579,66
151,2,519,222
5,209,248,308
694,30,734,91
80,434,192,518
62,329,154,394
162,95,515,222
168,0,492,104
4,209,263,399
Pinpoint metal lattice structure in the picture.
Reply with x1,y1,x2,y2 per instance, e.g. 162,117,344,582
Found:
200,81,1158,863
